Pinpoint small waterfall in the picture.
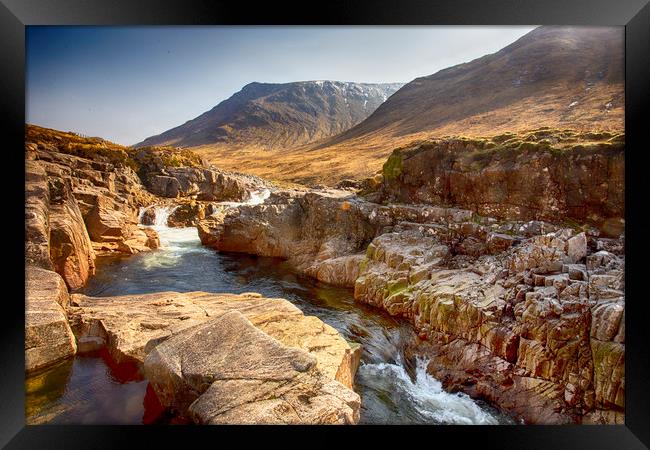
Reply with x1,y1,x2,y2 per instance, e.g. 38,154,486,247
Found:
153,205,178,227
246,189,271,205
208,188,271,215
138,205,179,227
137,206,148,224
357,357,501,425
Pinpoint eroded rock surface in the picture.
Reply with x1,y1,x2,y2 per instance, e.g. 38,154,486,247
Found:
25,142,160,288
355,225,624,424
365,136,624,237
142,163,269,203
25,267,77,374
144,311,360,424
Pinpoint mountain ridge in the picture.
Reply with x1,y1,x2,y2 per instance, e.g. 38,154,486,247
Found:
138,26,624,186
135,80,403,150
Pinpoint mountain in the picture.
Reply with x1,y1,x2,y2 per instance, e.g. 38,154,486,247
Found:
138,26,624,186
317,26,623,150
135,81,403,150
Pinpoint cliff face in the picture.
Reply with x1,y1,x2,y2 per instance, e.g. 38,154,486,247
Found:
25,126,168,289
365,129,624,237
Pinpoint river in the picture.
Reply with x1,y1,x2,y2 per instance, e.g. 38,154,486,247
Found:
26,195,511,425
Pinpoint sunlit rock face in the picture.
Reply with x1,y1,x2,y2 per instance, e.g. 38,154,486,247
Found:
144,311,360,424
366,134,625,237
25,141,161,289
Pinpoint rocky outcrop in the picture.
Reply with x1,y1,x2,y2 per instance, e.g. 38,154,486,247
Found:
143,165,268,203
25,161,53,271
144,311,360,424
366,134,624,237
47,172,96,291
25,267,77,374
355,225,624,424
197,189,473,287
196,186,625,424
25,143,160,288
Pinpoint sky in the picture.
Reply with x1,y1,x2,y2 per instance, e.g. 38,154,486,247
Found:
26,26,536,145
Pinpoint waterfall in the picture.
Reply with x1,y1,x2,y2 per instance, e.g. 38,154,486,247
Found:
208,188,271,214
138,205,179,227
153,205,178,227
246,189,271,205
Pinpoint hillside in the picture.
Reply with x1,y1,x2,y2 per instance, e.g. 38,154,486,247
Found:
168,26,623,185
136,81,403,151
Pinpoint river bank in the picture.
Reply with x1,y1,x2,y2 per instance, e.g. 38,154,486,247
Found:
27,209,508,425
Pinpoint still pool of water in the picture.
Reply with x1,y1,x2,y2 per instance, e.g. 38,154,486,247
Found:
26,207,511,425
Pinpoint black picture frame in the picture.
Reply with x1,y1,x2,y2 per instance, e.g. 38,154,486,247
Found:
3,0,649,447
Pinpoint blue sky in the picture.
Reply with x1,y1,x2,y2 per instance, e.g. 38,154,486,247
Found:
26,26,536,145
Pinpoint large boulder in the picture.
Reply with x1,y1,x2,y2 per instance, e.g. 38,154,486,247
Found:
25,267,77,373
144,311,360,424
84,201,160,256
167,202,207,227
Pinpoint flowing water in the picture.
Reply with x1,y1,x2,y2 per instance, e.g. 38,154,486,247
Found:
26,191,511,425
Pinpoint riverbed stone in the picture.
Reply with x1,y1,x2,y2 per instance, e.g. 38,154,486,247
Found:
144,311,360,424
68,291,360,389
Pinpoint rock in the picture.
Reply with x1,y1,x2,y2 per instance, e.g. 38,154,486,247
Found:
25,161,53,270
567,232,587,263
140,207,156,225
167,202,207,227
25,267,77,373
26,143,159,287
145,166,267,202
307,254,365,287
85,203,127,242
595,238,624,255
367,138,624,235
586,250,621,272
590,339,624,410
48,188,96,291
486,232,518,253
352,222,624,424
144,311,360,424
197,189,471,283
563,263,587,281
68,291,359,389
148,175,181,198
193,181,626,424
